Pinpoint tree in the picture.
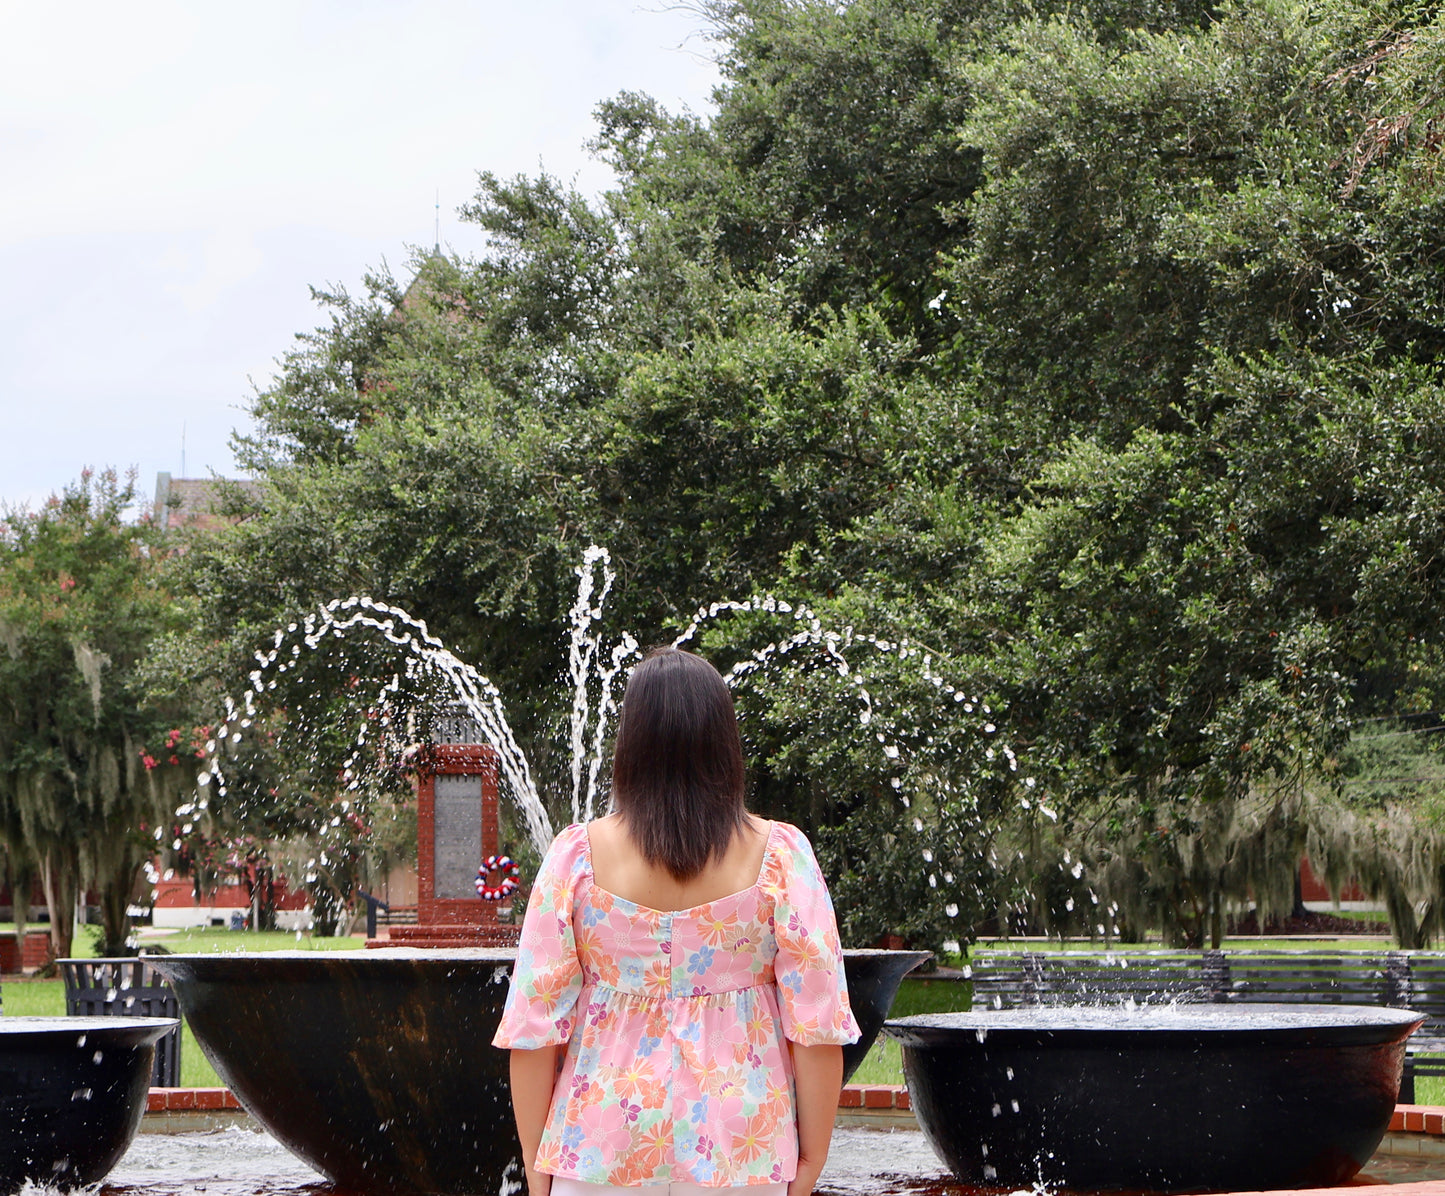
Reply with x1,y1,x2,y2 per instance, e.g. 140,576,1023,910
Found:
918,0,1445,943
0,471,199,957
190,0,1445,950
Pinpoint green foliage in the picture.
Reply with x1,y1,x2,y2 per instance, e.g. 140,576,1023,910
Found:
181,0,1445,950
0,470,198,956
1307,721,1445,946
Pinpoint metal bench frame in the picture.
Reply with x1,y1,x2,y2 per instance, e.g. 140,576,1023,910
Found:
58,958,182,1088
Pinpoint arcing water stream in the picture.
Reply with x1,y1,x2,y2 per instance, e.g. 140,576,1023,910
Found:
183,546,1103,938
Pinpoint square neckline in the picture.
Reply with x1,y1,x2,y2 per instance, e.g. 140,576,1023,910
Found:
580,818,778,916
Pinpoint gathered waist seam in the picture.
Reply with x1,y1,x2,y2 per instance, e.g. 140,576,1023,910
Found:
584,977,776,1002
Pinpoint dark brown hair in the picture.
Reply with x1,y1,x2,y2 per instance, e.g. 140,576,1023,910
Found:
610,647,747,880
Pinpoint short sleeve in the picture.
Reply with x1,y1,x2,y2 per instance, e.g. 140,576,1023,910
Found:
770,824,861,1046
492,824,588,1049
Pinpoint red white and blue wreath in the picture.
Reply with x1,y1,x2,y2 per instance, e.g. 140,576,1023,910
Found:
476,854,521,901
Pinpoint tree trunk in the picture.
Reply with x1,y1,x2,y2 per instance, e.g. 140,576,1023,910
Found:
246,865,277,931
38,850,76,962
1384,880,1426,950
1292,870,1309,920
7,854,29,943
96,848,142,956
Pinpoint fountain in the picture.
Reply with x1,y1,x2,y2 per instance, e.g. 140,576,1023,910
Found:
152,549,944,1194
0,1015,176,1193
154,549,1437,1196
150,946,923,1195
887,1003,1424,1193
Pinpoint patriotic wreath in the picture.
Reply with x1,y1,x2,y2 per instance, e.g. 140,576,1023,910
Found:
476,854,521,901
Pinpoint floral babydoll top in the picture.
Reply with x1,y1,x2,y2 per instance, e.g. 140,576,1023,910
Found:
493,819,859,1188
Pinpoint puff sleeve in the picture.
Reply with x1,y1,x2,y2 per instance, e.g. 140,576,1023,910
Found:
492,823,588,1049
770,823,861,1046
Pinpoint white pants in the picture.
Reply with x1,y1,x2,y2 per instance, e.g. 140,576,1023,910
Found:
551,1177,788,1196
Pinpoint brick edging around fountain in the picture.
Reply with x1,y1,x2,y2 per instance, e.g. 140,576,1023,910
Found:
142,1084,905,1115
140,1088,1445,1159
147,1088,245,1112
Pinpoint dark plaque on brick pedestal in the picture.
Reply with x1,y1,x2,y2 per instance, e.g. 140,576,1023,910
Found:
433,773,483,899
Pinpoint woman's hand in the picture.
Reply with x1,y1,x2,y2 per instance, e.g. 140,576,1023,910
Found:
789,1154,826,1196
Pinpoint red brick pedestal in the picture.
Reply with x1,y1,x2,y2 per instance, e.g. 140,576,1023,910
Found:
371,744,521,949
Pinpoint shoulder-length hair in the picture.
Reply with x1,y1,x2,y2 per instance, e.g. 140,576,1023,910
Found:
610,647,747,880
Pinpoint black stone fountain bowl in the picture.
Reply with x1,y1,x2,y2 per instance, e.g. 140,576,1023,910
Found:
840,948,931,1083
0,1015,177,1193
147,950,522,1196
887,1003,1423,1194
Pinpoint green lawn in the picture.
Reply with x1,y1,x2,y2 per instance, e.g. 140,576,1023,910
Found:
971,935,1392,952
137,928,368,953
848,976,974,1086
2,978,220,1087
8,931,1436,1100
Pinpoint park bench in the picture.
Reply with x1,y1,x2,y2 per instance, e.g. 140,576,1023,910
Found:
967,948,1445,1102
58,957,181,1087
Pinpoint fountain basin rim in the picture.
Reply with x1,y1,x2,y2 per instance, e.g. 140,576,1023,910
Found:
840,947,933,958
0,1015,178,1037
887,1002,1424,1047
147,947,518,964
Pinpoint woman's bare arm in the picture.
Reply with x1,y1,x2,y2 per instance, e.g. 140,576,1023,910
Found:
509,1045,562,1196
789,1041,844,1196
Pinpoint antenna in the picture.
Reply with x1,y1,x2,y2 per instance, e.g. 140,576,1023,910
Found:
434,189,440,255
181,422,187,478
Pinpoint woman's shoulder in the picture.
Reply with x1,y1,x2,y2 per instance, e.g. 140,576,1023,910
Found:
540,822,592,875
758,820,824,887
766,819,815,856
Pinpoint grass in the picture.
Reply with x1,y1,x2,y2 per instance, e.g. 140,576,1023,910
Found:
1419,1073,1445,1106
2,978,221,1087
137,928,368,953
848,975,974,1086
971,935,1393,952
3,927,1423,1096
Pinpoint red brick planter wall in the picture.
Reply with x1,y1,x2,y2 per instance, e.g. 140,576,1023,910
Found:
0,930,52,974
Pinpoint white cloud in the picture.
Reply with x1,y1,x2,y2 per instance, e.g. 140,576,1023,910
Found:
0,0,720,503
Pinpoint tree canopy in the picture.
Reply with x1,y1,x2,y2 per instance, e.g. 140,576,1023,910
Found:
181,0,1445,948
0,471,198,956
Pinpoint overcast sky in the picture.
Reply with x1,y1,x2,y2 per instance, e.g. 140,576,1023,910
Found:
0,1,720,513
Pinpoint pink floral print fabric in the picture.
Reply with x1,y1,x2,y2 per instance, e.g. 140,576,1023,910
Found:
493,820,859,1188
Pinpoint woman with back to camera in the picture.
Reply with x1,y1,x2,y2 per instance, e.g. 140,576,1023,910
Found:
494,647,860,1196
